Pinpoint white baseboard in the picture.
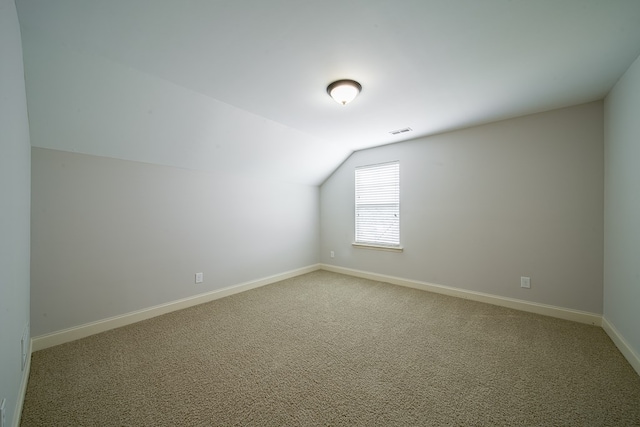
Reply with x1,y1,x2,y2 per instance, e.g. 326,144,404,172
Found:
320,264,602,326
13,338,31,427
602,317,640,376
32,264,320,352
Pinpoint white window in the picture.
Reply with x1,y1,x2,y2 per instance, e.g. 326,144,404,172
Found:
354,161,401,249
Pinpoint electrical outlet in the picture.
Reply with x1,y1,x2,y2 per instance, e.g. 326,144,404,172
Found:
195,272,203,284
1,398,6,427
330,251,335,258
521,276,531,289
21,323,29,371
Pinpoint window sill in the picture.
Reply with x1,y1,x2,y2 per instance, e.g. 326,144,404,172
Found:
352,243,404,253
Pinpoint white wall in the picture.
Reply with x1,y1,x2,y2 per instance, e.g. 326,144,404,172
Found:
321,102,604,313
20,15,322,338
31,148,319,337
18,24,349,186
604,54,640,363
0,0,31,425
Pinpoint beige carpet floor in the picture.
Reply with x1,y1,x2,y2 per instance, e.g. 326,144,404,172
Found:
21,270,640,426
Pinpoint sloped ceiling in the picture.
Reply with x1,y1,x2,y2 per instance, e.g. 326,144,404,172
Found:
16,0,640,185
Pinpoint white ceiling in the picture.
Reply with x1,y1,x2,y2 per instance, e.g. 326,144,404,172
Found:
16,0,640,185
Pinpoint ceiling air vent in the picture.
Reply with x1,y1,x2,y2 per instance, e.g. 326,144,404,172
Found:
389,127,413,135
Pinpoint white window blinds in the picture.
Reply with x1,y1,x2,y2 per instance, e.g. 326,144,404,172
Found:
355,161,400,247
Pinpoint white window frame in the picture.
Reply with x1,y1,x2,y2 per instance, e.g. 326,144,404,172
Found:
353,161,402,252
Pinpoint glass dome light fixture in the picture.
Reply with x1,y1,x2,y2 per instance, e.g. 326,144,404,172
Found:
327,79,362,105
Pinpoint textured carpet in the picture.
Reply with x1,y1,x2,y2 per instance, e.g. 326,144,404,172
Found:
21,271,640,426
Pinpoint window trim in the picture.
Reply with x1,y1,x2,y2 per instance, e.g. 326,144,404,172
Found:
352,242,404,252
353,160,401,250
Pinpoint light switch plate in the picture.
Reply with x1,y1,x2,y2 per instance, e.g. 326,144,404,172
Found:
1,398,6,427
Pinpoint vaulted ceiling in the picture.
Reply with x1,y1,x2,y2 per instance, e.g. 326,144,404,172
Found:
16,0,640,185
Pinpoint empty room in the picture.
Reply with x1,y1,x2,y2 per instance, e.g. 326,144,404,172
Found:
2,0,640,425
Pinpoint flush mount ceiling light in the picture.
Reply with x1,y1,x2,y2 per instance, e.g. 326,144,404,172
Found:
327,79,362,105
